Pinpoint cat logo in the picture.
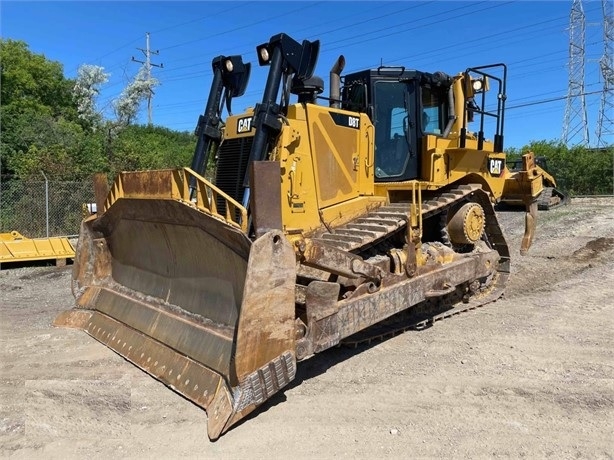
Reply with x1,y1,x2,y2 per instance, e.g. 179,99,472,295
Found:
488,158,504,176
237,116,253,134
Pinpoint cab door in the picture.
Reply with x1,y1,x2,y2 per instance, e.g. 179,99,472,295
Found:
373,80,419,182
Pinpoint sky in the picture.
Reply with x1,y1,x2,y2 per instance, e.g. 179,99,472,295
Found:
1,0,611,149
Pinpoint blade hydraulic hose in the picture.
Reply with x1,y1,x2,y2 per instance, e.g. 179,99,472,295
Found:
242,33,320,208
241,45,285,208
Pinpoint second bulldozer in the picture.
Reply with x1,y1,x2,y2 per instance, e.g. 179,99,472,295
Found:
55,33,543,440
500,156,569,210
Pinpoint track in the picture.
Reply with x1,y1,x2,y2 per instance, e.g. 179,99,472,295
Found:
306,183,510,348
340,269,507,347
312,184,488,252
538,186,568,210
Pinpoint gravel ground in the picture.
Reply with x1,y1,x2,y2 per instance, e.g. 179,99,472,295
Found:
1,197,613,459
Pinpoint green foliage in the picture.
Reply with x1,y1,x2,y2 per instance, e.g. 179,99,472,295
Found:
4,112,107,180
514,140,614,196
0,39,78,121
0,39,198,236
1,39,196,181
0,39,87,178
106,125,195,175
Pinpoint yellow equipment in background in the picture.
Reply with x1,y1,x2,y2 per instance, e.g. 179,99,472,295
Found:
55,33,543,439
0,230,75,268
500,156,569,210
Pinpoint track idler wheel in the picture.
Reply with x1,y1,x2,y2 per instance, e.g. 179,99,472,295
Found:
447,202,485,245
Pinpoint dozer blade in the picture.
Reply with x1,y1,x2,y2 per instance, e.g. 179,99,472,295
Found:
54,169,297,440
0,230,75,267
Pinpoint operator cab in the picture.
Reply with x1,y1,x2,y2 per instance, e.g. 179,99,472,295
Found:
340,67,452,182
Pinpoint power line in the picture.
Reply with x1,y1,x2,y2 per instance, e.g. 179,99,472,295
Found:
132,32,163,126
92,3,569,94
157,4,566,84
509,90,602,109
60,2,603,144
159,2,326,52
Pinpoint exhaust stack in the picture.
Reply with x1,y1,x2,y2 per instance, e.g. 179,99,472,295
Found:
329,55,345,108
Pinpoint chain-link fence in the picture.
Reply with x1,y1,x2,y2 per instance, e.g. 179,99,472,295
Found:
0,177,95,238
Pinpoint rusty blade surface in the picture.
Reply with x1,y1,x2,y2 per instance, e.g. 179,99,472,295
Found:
58,175,299,439
71,197,252,377
55,308,235,439
66,195,253,437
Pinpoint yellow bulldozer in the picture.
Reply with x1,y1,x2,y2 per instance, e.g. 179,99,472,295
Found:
55,33,544,440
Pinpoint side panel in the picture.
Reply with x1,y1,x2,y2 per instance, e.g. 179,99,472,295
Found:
419,144,508,198
276,105,322,234
307,105,364,208
275,105,376,236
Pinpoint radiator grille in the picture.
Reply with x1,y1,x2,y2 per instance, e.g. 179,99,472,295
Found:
215,136,253,217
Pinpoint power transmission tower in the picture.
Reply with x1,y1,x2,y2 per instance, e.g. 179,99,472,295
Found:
596,0,613,147
132,32,163,126
563,0,590,147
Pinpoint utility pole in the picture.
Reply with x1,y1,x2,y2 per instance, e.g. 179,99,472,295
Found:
562,0,590,147
596,0,613,147
132,32,163,126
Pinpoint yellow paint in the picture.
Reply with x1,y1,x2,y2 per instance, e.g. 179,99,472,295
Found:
106,69,541,243
0,231,75,263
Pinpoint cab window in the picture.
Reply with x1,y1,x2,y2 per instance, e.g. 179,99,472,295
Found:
421,85,447,135
373,81,410,179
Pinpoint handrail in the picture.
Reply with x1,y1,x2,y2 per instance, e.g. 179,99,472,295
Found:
103,168,249,233
176,168,248,232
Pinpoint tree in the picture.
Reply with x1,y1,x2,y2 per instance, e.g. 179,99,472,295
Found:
0,39,83,177
0,39,77,121
515,140,613,196
113,66,158,126
72,64,110,128
106,125,194,175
